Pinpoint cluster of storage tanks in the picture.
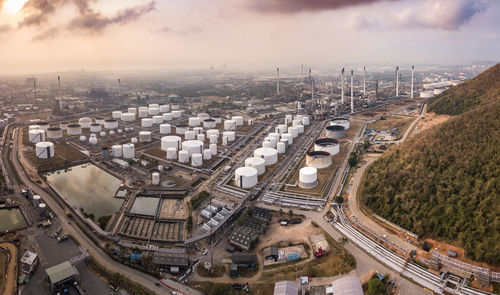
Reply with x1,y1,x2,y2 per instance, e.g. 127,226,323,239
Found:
233,114,311,189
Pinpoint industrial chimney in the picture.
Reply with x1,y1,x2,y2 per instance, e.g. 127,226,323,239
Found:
350,70,354,114
276,67,280,95
395,66,399,97
363,67,366,97
411,65,414,98
341,68,345,105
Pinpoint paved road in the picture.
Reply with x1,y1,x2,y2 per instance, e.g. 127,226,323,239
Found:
5,125,200,295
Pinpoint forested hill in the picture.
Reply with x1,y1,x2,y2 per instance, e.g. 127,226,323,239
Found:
361,65,500,265
428,63,500,115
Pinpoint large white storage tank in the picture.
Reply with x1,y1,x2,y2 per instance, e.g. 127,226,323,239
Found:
138,107,148,118
224,120,236,130
35,142,55,159
191,153,203,167
28,129,45,143
178,150,189,163
95,118,105,125
104,119,118,129
244,157,266,175
254,147,278,165
148,107,159,116
189,117,200,127
175,125,188,135
232,116,244,126
127,107,136,114
330,118,350,130
285,115,293,124
203,119,216,128
207,129,219,138
314,138,340,156
325,125,345,139
281,133,293,145
198,113,210,121
222,131,236,142
184,130,196,140
122,143,135,159
90,123,102,132
139,131,152,143
152,115,163,124
37,121,49,131
209,134,218,144
149,103,159,109
112,111,122,119
121,112,136,122
79,117,92,128
163,113,173,121
213,117,222,124
160,123,171,134
193,127,203,135
141,118,153,128
166,147,177,159
209,143,217,156
302,116,310,126
197,134,205,142
288,126,299,138
276,124,287,135
299,167,318,188
306,151,332,169
276,141,286,154
159,105,170,113
203,149,212,160
67,124,82,135
59,122,69,130
234,167,258,188
152,172,160,185
47,127,63,139
182,140,203,156
171,110,182,118
161,136,181,151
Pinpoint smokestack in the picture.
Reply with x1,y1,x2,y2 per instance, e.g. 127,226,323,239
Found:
375,80,379,100
341,68,345,105
411,65,414,98
301,64,304,77
350,70,354,114
308,68,311,79
33,79,37,101
311,78,314,100
395,66,399,97
276,67,280,95
363,67,366,97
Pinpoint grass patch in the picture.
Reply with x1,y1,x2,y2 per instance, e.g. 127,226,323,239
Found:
196,264,226,278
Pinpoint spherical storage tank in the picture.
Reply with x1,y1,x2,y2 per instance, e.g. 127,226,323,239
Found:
67,124,82,135
104,119,118,129
152,115,163,124
299,167,318,188
100,131,107,137
182,140,203,156
232,116,244,126
189,117,200,127
160,123,171,134
314,138,340,156
121,112,136,122
330,117,350,130
122,143,135,158
29,129,45,143
90,123,102,132
35,142,54,159
139,131,152,143
79,135,87,142
161,136,181,151
89,134,98,145
234,167,258,188
224,120,236,130
141,118,153,128
47,127,63,139
178,150,189,163
79,117,92,128
203,119,216,128
325,125,345,139
191,153,203,167
306,151,332,169
244,157,266,175
254,147,278,165
131,137,138,144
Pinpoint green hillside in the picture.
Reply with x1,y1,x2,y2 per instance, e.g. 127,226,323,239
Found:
361,66,500,265
428,63,500,115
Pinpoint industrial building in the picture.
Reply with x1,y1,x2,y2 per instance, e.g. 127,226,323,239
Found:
45,261,80,293
20,250,38,275
273,281,299,295
228,226,259,251
231,253,258,268
151,251,189,273
328,276,363,295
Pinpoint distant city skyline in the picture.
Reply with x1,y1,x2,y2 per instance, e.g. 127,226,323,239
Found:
0,0,499,74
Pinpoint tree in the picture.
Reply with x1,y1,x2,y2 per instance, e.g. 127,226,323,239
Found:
288,209,294,217
367,277,385,295
186,215,193,232
348,152,358,166
363,140,371,150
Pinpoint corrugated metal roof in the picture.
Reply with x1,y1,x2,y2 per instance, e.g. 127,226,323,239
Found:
45,261,78,284
331,276,363,295
273,281,298,295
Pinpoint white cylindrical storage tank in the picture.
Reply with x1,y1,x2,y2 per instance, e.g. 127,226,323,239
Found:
224,120,236,130
141,118,153,128
262,141,274,148
161,136,182,151
138,108,148,118
128,107,136,114
292,119,301,126
189,117,200,127
232,116,244,126
100,131,107,137
325,125,345,139
203,119,216,128
158,165,164,172
294,114,303,122
299,167,318,188
254,147,278,165
35,142,54,158
37,122,49,131
279,138,289,149
296,125,304,134
160,123,171,134
314,138,340,156
264,136,277,148
171,104,180,110
234,167,258,188
152,172,160,185
306,151,332,169
198,113,209,121
79,135,87,142
79,117,92,128
163,113,173,121
209,143,217,155
29,129,46,143
148,107,159,116
197,134,205,142
166,147,177,159
302,116,310,126
89,134,98,145
289,126,299,138
276,124,287,135
212,117,222,124
112,111,122,119
122,143,135,159
276,142,286,154
244,157,266,175
329,118,350,130
152,115,163,124
67,124,82,135
121,112,136,122
175,125,188,135
95,118,105,125
185,130,196,140
59,122,69,130
104,119,118,129
209,134,218,144
203,149,212,160
281,133,293,145
131,137,138,144
159,105,170,113
32,195,41,207
222,136,228,146
149,103,159,109
285,115,293,123
38,203,47,217
269,132,280,142
29,125,40,131
90,123,101,132
178,150,189,163
171,110,182,118
222,131,236,142
182,140,203,156
248,119,254,126
47,127,63,139
139,131,152,143
207,129,219,138
191,153,203,167
193,127,203,135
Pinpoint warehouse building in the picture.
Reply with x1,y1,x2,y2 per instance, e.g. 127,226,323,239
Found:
45,261,80,293
273,280,299,295
151,252,189,273
228,226,259,251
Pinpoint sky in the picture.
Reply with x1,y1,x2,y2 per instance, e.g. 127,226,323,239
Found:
0,0,499,74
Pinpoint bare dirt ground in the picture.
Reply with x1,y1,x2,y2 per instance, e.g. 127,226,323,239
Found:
414,112,450,134
0,242,18,295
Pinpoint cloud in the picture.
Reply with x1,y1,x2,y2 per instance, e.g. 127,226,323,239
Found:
392,0,486,30
32,27,59,41
242,0,395,13
157,25,202,36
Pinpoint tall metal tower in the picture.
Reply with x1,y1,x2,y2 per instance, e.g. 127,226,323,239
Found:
395,66,399,97
341,68,345,105
350,70,354,114
411,65,414,98
363,66,366,97
276,67,280,95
